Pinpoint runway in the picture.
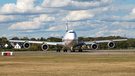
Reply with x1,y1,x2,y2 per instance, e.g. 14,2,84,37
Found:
1,50,135,55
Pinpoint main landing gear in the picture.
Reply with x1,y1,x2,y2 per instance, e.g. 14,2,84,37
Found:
56,46,68,52
56,49,61,52
56,49,67,52
78,49,82,52
63,49,67,52
70,46,83,52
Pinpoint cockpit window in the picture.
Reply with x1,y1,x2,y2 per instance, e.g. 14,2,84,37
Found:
69,31,74,33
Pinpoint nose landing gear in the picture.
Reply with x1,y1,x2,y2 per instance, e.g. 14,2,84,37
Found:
70,47,75,52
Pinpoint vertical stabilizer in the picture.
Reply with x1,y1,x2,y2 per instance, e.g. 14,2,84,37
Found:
66,19,68,32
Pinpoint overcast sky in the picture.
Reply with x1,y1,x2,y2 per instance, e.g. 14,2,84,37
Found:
0,0,135,39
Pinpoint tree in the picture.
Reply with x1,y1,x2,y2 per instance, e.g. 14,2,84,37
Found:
2,37,8,44
20,37,29,40
11,37,19,40
30,38,36,41
83,37,90,41
78,37,84,42
94,37,100,41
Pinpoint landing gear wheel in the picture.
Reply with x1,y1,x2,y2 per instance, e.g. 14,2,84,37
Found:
56,49,60,52
58,49,60,52
63,49,67,52
79,49,83,52
73,49,75,52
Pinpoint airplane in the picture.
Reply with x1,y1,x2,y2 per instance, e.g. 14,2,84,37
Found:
9,22,127,52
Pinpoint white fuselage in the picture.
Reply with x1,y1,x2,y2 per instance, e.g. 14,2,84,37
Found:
62,30,78,48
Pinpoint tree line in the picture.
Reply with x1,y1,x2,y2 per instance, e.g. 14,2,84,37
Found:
0,36,135,51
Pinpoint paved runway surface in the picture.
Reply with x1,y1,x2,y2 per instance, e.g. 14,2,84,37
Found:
1,50,135,55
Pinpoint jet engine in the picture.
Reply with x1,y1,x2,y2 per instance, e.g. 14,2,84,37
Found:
108,41,115,48
23,42,30,49
91,43,98,50
41,44,49,51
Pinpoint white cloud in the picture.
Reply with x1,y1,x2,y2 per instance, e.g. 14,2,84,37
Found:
41,0,115,10
0,15,15,22
0,0,59,15
42,0,71,7
100,15,121,21
0,15,29,23
8,20,42,30
89,29,127,37
46,25,65,31
33,14,55,22
130,8,135,15
8,14,56,30
1,34,26,38
50,34,60,37
121,8,135,22
18,30,35,33
0,0,37,14
66,10,94,21
46,27,57,31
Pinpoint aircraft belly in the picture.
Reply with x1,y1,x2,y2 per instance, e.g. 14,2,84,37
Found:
65,40,77,48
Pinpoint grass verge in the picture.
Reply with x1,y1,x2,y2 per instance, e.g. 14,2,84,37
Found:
0,54,135,76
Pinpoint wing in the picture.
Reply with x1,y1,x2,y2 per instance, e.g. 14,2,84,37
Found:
78,39,127,45
9,40,64,46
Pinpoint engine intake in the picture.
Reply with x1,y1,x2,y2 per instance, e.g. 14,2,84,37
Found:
91,43,98,50
23,42,30,49
108,42,115,48
41,44,49,51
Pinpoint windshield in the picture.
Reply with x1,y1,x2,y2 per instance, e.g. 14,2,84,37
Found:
69,31,74,33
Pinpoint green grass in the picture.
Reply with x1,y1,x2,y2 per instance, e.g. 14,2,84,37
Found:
0,54,135,76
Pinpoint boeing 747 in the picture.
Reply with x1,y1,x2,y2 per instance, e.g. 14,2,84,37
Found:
9,23,127,52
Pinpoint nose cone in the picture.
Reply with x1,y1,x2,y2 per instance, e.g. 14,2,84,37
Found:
68,30,77,40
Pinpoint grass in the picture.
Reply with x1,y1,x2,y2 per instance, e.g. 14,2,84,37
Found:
0,54,135,76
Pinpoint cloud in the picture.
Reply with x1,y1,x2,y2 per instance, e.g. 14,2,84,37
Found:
0,0,60,15
1,0,135,39
0,15,30,24
73,0,101,2
99,6,135,22
41,0,115,10
8,21,43,30
0,0,36,14
88,29,128,37
33,14,55,22
100,15,121,22
1,34,26,38
8,14,56,30
0,15,15,22
66,10,94,21
50,34,60,37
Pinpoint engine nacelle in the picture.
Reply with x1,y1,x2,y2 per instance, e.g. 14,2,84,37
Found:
23,42,30,49
41,44,49,51
108,42,115,48
91,43,98,50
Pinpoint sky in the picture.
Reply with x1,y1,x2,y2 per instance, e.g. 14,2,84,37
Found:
0,0,135,39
